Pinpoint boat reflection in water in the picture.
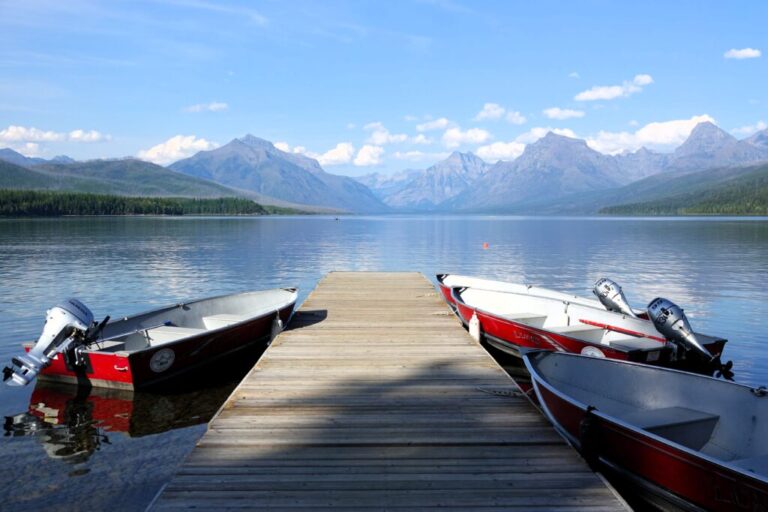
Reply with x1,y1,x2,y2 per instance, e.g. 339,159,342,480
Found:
4,381,233,463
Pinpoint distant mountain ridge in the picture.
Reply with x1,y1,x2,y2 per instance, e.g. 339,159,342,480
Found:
0,158,256,199
359,151,489,210
170,135,388,213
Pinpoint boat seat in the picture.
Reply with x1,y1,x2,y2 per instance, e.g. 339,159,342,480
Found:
619,406,720,450
145,326,206,346
730,455,768,475
548,325,605,343
502,312,547,327
202,314,248,330
608,337,662,351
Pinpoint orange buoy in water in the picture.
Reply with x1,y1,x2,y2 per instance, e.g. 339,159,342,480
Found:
482,242,490,250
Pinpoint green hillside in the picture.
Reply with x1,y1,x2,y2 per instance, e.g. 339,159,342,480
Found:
599,165,768,215
0,158,250,198
0,189,271,216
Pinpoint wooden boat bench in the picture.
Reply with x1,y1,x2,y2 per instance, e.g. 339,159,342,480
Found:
618,406,720,450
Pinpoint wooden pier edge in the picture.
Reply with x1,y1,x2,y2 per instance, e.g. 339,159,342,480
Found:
150,271,629,511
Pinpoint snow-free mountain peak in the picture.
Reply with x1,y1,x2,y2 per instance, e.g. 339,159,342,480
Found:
170,135,386,213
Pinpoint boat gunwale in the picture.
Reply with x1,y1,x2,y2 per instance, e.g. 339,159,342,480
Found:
524,351,768,487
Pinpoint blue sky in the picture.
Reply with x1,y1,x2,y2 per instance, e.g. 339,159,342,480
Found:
0,0,766,175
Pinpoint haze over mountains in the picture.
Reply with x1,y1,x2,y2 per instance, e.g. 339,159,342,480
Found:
1,122,767,214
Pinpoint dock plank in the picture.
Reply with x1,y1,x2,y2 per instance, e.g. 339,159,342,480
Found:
150,272,627,511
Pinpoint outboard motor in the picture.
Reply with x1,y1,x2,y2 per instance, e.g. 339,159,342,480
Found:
593,278,638,318
3,299,100,387
647,297,712,359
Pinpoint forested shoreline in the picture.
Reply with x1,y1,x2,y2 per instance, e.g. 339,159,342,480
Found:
0,189,279,216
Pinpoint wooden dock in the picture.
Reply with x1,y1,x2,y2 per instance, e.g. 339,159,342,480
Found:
151,272,628,511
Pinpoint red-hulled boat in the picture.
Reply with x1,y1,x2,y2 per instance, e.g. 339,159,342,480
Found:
4,288,297,390
524,351,768,512
448,281,728,376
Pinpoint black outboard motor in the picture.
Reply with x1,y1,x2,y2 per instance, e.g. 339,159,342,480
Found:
647,297,711,359
593,278,638,318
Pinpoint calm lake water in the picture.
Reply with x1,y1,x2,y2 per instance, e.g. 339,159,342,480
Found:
0,215,766,510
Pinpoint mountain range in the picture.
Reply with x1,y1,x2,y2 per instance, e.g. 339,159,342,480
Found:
359,122,768,213
170,135,388,213
2,122,767,214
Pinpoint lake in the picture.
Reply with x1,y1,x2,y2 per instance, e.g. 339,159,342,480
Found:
0,215,766,510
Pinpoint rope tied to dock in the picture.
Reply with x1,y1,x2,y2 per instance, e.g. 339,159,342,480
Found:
475,386,530,398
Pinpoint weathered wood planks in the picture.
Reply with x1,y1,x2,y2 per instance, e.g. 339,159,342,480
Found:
150,272,628,511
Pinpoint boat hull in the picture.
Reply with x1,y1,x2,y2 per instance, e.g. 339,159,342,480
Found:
29,303,295,390
526,354,768,512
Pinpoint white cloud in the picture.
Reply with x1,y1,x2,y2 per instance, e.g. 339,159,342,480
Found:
575,74,654,101
473,103,526,125
585,114,716,154
8,142,42,157
474,103,505,121
137,135,218,165
0,125,65,142
732,120,767,137
364,122,408,145
724,48,761,59
316,142,355,166
346,122,356,129
411,133,433,145
354,145,384,166
568,71,580,79
416,117,452,132
184,101,229,113
68,129,109,142
506,111,527,125
273,141,291,152
476,141,525,162
442,127,492,148
275,140,355,166
543,107,585,120
393,150,450,162
403,115,419,122
0,125,111,144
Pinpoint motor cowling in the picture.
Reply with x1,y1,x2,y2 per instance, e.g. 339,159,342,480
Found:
4,299,94,387
647,297,712,360
593,278,638,318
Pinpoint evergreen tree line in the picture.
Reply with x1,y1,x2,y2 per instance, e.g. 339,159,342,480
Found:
0,189,269,216
600,172,768,216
